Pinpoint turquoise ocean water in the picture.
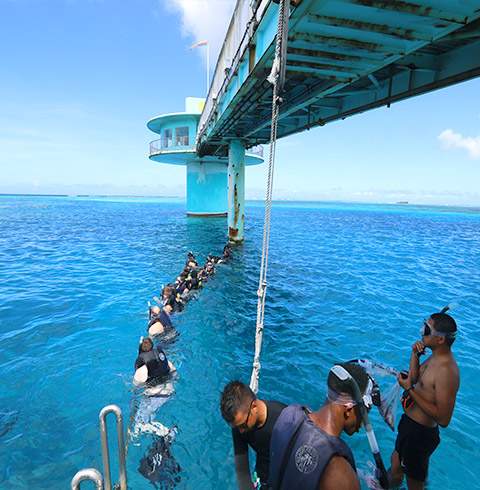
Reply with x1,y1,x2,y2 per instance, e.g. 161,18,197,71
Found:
0,195,479,489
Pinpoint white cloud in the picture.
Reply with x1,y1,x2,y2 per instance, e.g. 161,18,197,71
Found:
165,0,236,66
438,128,480,159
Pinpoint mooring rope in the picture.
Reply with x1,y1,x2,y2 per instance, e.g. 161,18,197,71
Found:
250,0,290,394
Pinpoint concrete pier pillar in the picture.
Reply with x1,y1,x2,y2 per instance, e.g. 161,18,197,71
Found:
228,140,246,242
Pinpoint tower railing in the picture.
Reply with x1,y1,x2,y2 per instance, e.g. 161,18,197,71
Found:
149,137,264,159
149,136,197,156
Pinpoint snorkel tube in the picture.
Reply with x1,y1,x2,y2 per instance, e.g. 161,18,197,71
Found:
331,365,390,489
148,301,152,318
440,302,458,314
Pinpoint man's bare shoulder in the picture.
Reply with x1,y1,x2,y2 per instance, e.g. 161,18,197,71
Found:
435,358,460,387
318,455,360,490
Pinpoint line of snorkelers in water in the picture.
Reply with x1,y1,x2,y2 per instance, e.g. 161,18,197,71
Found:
133,244,234,388
130,245,235,485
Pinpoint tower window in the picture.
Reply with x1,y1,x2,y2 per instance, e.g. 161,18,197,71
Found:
175,126,189,146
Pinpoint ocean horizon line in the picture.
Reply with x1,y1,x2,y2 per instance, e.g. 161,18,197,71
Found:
2,193,480,210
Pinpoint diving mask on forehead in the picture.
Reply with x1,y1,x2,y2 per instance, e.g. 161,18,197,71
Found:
327,375,380,409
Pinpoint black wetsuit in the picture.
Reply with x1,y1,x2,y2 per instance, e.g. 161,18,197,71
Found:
232,400,287,489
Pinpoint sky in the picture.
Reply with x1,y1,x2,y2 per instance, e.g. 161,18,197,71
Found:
1,0,480,206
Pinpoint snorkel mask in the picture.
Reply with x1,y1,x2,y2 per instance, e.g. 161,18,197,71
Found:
330,365,390,489
327,373,381,410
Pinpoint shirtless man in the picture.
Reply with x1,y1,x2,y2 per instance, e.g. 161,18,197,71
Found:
390,312,459,489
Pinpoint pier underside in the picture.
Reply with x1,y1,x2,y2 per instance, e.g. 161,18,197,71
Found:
197,0,480,158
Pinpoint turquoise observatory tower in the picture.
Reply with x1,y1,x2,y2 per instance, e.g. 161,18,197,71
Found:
147,98,263,240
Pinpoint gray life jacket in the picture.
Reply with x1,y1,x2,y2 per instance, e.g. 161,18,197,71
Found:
268,404,356,490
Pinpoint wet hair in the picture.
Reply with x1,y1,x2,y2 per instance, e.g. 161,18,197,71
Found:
163,286,173,296
327,362,369,398
431,312,457,346
141,337,153,352
220,381,255,424
178,271,188,279
184,266,191,273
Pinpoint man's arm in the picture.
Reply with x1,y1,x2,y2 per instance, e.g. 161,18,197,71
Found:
401,363,459,427
232,429,255,490
133,365,148,384
318,456,360,490
408,341,425,383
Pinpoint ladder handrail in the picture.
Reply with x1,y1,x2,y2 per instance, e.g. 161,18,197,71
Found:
70,468,104,490
99,404,127,490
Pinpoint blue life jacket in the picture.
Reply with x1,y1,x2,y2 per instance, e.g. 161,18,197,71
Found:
269,404,356,490
159,310,172,327
135,348,170,383
147,310,172,329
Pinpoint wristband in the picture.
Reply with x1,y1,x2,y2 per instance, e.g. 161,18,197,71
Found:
406,386,414,393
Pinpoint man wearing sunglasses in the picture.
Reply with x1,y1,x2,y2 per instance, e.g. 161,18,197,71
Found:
390,312,460,490
220,381,287,490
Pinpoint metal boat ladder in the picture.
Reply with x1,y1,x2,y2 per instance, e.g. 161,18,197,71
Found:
70,404,127,490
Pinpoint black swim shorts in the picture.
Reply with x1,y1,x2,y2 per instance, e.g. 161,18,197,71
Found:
395,414,440,482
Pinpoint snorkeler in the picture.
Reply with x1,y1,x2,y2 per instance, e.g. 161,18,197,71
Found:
148,305,172,337
134,337,176,386
203,261,217,279
219,244,234,264
174,271,189,296
220,381,286,490
268,362,378,490
185,269,202,291
186,251,198,269
154,285,183,315
389,312,460,490
206,253,222,264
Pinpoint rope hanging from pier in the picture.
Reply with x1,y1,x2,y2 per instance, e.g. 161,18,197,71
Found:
250,0,290,395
